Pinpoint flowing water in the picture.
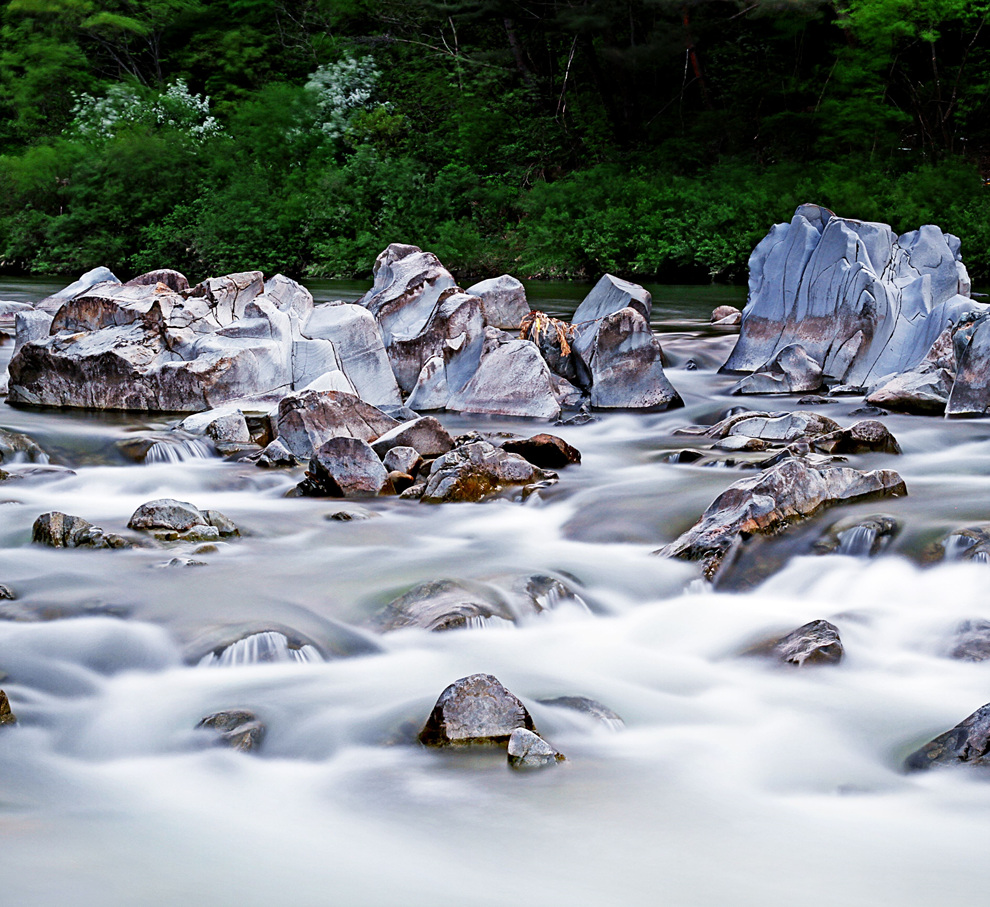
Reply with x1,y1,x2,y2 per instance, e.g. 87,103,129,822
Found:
1,276,990,905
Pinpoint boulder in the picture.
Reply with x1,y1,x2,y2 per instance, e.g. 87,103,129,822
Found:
275,389,399,459
570,274,652,356
196,709,265,752
507,728,565,769
466,274,530,329
446,340,564,419
751,619,844,666
297,437,391,497
0,690,15,726
730,343,824,395
204,412,251,444
370,416,453,460
13,310,54,358
812,420,901,455
904,702,990,771
382,445,422,476
418,674,536,746
123,269,189,293
657,458,907,574
256,438,298,468
421,440,550,503
500,433,581,469
698,410,842,444
947,620,990,662
519,312,589,389
866,363,954,415
128,499,209,533
32,512,131,549
945,312,990,416
723,205,978,387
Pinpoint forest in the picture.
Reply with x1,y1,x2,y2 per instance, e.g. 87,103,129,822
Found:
1,0,989,282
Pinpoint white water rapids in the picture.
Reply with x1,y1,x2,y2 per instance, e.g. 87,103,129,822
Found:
1,278,990,905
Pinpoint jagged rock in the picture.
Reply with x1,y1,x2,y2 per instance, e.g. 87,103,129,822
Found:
32,512,131,549
0,427,48,464
36,266,120,314
749,619,844,666
421,440,550,503
256,438,297,468
374,579,518,631
275,389,398,459
301,303,402,406
418,674,536,746
197,710,265,752
904,702,990,771
446,340,564,419
500,433,581,468
657,458,907,575
382,445,422,476
730,343,824,395
0,690,15,726
297,437,392,497
812,420,901,455
947,620,990,661
466,275,530,329
813,514,899,556
711,305,743,325
723,204,977,386
538,696,624,730
370,416,453,460
507,728,565,769
205,412,251,443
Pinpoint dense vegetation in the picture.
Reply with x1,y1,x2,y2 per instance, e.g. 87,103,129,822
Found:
2,0,990,283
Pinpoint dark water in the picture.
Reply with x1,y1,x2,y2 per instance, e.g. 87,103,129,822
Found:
1,276,989,906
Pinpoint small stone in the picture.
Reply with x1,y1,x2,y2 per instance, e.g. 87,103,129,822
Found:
203,510,239,537
399,483,426,500
157,557,207,568
370,416,454,460
0,690,16,726
419,673,536,746
197,709,265,752
507,728,565,769
711,305,742,324
325,510,375,522
388,471,416,494
256,438,298,468
0,584,14,600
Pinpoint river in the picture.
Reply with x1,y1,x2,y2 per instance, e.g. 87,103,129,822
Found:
1,276,989,906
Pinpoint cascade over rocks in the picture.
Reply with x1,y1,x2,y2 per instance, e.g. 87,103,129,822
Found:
723,204,979,388
418,673,536,746
904,702,990,771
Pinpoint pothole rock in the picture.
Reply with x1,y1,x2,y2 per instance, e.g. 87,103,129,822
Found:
197,709,265,752
730,343,824,395
0,427,48,465
813,514,899,557
507,728,565,769
812,420,901,455
538,696,624,730
466,275,530,329
127,498,238,541
370,416,453,460
656,458,907,576
418,674,536,746
275,388,399,460
32,512,131,549
947,619,990,661
297,437,391,497
421,440,551,503
500,433,581,469
904,702,990,771
0,690,16,726
748,619,844,666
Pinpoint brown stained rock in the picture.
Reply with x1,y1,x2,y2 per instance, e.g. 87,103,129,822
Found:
730,343,824,395
275,389,399,460
711,305,743,324
419,673,536,746
904,702,990,771
32,511,131,550
298,437,392,497
421,441,549,503
501,433,581,469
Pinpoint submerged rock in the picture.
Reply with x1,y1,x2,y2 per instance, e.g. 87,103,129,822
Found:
374,579,517,632
32,512,131,549
947,620,990,662
749,619,844,666
197,709,265,752
0,584,14,600
421,440,550,503
418,673,536,746
0,690,15,726
507,728,565,769
904,702,990,771
0,427,48,465
538,696,624,730
813,514,899,557
198,630,324,666
500,433,581,469
812,420,901,455
127,499,238,541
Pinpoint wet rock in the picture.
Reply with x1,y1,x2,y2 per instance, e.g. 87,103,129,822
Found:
374,579,517,632
866,364,953,415
205,412,251,444
382,445,422,476
723,205,977,387
0,584,14,600
466,275,530,329
798,395,836,405
500,433,581,469
275,389,399,460
399,483,426,500
750,619,844,666
813,514,899,557
538,696,624,730
129,499,208,533
256,438,297,468
0,427,48,465
421,440,550,503
947,620,990,662
730,343,824,395
197,709,265,752
370,416,453,460
446,340,564,419
0,690,15,726
158,556,206,568
928,523,990,564
812,420,901,455
507,728,565,769
299,437,391,497
657,458,908,575
711,305,743,325
198,630,324,666
904,702,990,771
325,509,376,521
418,673,536,746
32,512,131,549
203,510,239,537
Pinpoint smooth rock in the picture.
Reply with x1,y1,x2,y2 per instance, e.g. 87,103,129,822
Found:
466,274,530,329
813,514,899,557
196,709,266,752
370,416,453,460
730,343,824,395
275,389,399,460
124,269,189,293
128,499,208,533
904,702,990,771
500,433,581,469
571,274,652,356
36,266,120,314
32,512,131,549
945,311,990,416
421,440,549,503
711,305,743,324
866,364,953,415
697,410,842,443
418,673,536,746
299,437,391,497
507,728,564,769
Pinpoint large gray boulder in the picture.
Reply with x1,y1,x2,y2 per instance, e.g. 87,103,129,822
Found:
275,389,399,459
32,511,131,549
369,416,453,460
723,205,978,387
466,275,530,329
418,674,536,746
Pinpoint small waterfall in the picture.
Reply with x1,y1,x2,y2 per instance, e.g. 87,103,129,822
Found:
836,525,879,557
198,631,324,667
145,437,215,464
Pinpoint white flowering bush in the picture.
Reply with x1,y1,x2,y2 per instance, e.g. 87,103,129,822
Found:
68,80,222,141
305,55,389,144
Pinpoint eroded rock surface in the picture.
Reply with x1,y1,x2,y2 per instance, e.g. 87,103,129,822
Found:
751,619,844,666
275,389,399,459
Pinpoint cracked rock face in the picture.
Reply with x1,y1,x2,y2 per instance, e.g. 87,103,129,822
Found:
723,204,980,388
